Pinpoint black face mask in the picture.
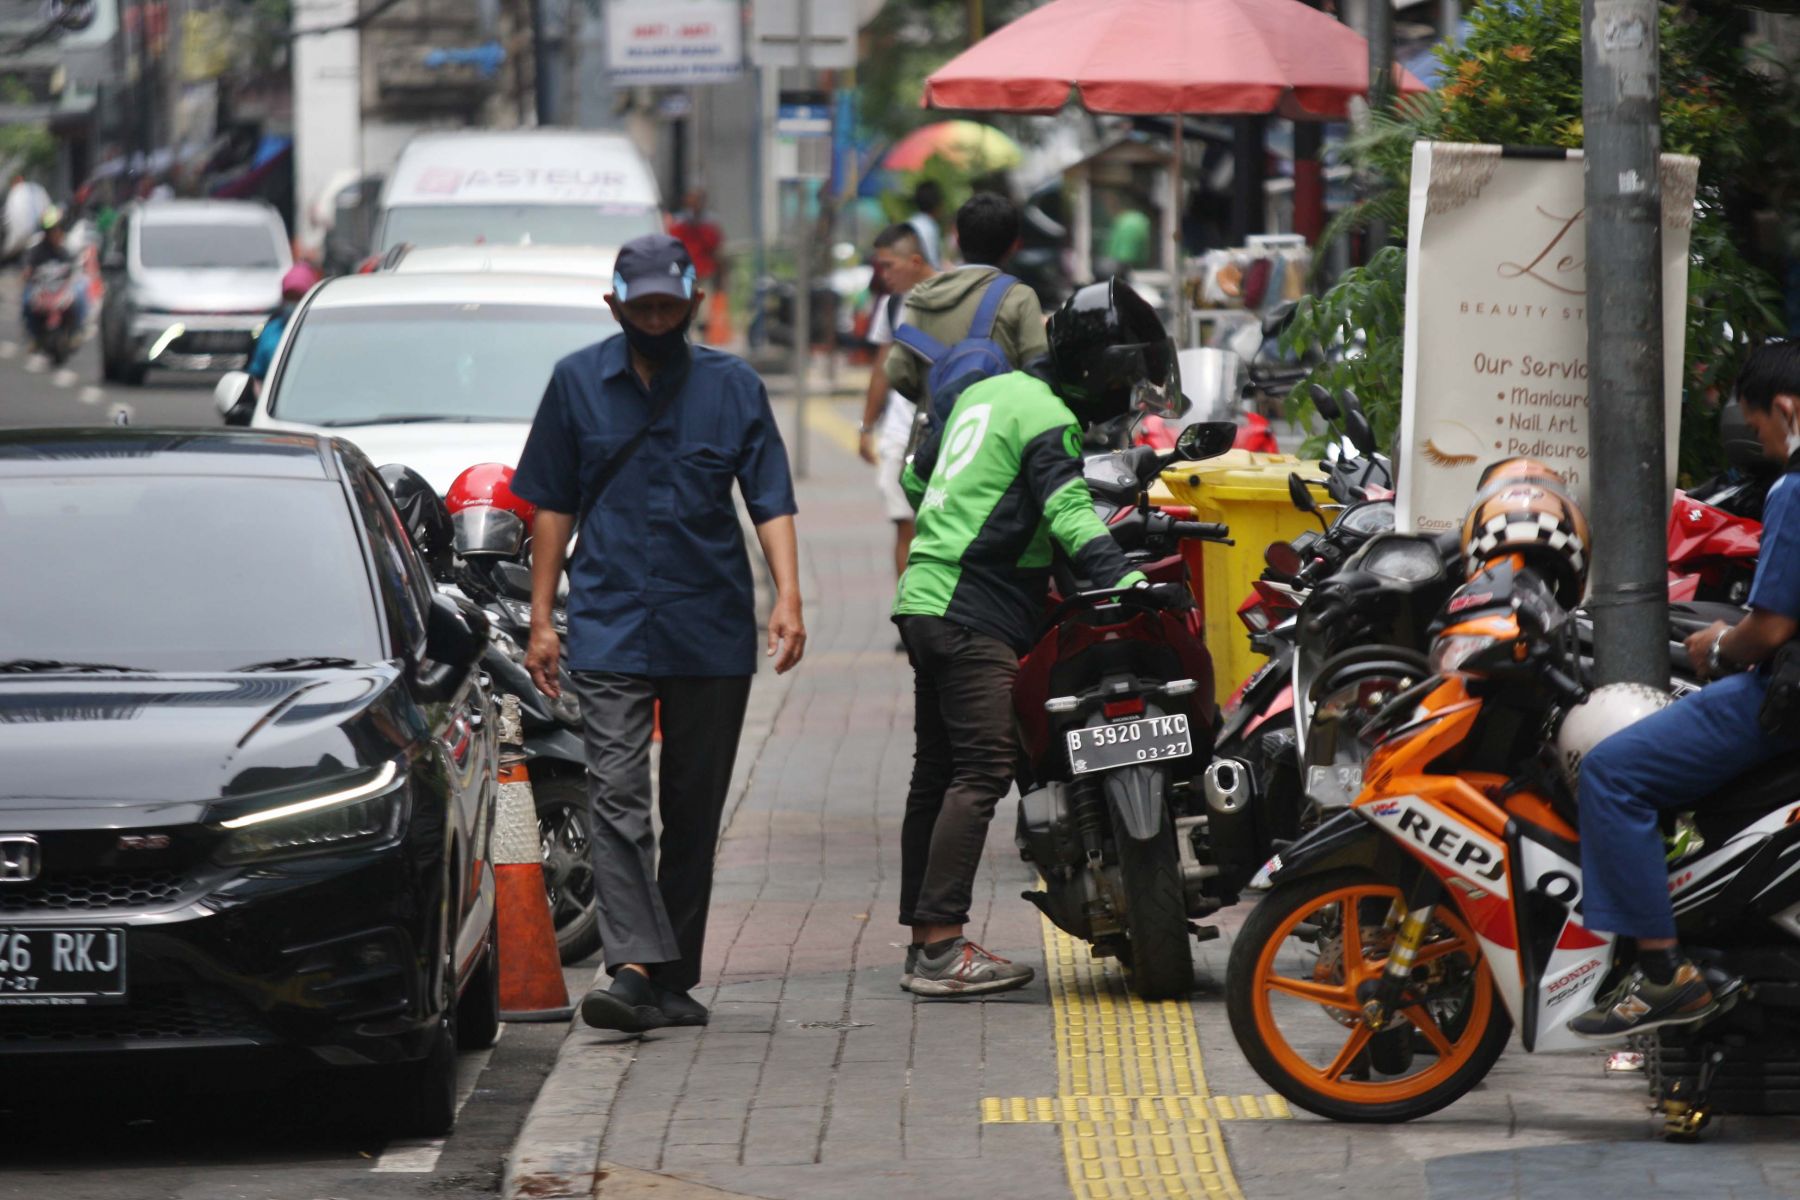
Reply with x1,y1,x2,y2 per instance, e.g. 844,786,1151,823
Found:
620,309,694,366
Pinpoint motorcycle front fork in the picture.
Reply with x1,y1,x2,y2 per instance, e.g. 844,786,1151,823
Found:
1360,873,1444,1031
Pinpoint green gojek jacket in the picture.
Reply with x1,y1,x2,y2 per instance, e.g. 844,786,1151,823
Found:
893,369,1146,653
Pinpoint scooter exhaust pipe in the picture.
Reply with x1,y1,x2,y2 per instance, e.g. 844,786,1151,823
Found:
1203,758,1254,815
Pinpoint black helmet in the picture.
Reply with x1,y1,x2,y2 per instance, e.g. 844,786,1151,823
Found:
1719,396,1769,475
1045,278,1178,428
378,463,455,577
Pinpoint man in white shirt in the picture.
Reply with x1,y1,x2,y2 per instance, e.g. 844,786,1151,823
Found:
859,224,939,595
905,181,945,268
3,175,51,263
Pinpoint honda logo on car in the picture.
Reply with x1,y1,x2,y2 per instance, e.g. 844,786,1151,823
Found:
0,836,40,883
1367,797,1510,897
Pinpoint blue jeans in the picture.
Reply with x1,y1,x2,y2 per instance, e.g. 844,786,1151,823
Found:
1578,672,1790,939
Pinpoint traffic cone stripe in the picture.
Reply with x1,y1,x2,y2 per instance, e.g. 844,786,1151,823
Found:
494,768,575,1022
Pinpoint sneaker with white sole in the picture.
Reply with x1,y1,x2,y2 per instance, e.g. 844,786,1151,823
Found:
899,943,920,991
905,938,1034,997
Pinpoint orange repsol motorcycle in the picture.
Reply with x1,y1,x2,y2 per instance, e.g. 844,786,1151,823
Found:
1225,554,1800,1131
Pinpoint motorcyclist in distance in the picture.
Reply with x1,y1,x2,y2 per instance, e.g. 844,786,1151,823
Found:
248,263,322,393
20,213,83,341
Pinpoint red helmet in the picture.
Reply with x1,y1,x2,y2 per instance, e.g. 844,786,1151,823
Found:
281,262,322,300
446,463,537,558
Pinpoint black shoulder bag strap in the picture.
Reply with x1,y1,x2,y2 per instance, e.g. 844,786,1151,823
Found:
569,385,677,544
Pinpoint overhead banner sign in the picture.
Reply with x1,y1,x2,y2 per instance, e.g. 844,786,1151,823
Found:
1397,142,1699,533
605,0,743,86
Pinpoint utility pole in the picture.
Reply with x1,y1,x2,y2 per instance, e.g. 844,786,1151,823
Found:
791,0,812,479
1364,0,1394,250
1582,0,1668,687
530,0,554,124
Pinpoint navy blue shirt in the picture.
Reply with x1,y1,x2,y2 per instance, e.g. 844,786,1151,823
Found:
1749,472,1800,624
511,336,796,677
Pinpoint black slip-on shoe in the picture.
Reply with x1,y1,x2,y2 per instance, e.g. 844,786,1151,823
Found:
654,985,710,1026
580,970,670,1033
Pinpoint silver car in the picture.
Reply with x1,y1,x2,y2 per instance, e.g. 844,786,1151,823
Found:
99,200,292,385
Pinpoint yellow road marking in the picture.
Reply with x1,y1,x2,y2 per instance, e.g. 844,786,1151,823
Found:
979,921,1289,1200
804,402,863,456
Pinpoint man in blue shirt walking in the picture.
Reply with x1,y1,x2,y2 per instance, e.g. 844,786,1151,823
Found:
513,234,806,1033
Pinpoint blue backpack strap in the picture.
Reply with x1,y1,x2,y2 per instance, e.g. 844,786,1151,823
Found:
967,273,1019,340
893,324,946,363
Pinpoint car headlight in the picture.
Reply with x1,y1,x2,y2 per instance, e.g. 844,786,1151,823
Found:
215,761,407,863
1429,634,1498,675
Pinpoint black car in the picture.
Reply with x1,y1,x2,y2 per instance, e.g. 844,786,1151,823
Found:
0,428,498,1135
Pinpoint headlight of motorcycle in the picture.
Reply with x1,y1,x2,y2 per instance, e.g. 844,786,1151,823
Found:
1360,536,1440,583
214,761,407,863
1429,634,1498,675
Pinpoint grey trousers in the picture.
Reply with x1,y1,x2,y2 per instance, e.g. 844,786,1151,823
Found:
569,672,752,993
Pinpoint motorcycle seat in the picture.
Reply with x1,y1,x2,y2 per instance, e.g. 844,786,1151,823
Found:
1688,753,1800,845
1668,601,1748,637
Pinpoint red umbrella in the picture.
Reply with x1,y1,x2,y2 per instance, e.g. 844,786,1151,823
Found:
923,0,1426,119
923,0,1427,326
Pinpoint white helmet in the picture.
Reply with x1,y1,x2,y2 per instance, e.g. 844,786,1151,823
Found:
1554,682,1673,791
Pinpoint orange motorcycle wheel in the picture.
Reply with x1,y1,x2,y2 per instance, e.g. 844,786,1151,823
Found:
1225,867,1512,1123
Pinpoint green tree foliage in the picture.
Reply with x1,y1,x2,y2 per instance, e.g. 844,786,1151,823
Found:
0,123,56,178
858,0,1037,143
1282,0,1791,480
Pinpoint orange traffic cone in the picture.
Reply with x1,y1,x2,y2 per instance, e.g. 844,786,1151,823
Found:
494,761,575,1022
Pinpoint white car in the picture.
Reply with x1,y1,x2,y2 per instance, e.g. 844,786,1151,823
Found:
214,270,617,491
386,243,617,280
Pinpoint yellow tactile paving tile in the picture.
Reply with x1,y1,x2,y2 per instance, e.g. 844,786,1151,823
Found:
982,920,1291,1200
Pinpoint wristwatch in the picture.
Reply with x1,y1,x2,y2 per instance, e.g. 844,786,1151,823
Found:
1707,627,1735,678
858,423,877,436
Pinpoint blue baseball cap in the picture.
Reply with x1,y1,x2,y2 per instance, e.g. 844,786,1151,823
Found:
612,234,697,302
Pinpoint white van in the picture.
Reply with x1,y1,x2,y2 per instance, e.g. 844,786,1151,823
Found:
376,130,664,254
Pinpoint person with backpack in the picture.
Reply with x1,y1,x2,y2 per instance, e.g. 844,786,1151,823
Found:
860,223,939,595
883,191,1048,427
891,279,1168,997
513,234,807,1033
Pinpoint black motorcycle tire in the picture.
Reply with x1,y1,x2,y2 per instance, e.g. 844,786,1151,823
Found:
1225,868,1511,1123
531,765,602,964
1116,818,1195,1001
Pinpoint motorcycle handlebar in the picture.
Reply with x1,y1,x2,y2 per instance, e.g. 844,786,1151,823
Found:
1168,520,1232,543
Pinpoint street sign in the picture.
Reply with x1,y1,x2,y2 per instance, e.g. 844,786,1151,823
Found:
750,0,855,69
776,89,831,138
605,0,744,86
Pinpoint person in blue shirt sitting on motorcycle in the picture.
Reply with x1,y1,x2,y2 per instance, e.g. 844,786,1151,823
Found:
1568,341,1800,1038
248,263,322,389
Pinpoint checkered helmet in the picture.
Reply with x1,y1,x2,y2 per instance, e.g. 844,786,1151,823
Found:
1458,458,1590,607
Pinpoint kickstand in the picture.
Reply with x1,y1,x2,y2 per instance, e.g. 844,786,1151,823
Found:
1660,1045,1724,1142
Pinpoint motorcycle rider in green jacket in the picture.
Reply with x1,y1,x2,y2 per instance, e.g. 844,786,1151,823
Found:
892,279,1175,996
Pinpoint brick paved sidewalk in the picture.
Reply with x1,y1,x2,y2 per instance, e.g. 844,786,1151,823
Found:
506,395,1800,1200
507,396,1069,1200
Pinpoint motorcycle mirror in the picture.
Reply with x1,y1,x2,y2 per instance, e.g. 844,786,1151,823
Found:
1287,472,1318,514
1175,420,1238,463
1308,383,1342,423
1345,407,1379,458
1264,541,1304,577
1261,300,1298,340
1341,387,1366,419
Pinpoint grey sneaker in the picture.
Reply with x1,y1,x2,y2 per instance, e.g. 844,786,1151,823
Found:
905,939,1034,997
1566,960,1717,1040
900,943,921,991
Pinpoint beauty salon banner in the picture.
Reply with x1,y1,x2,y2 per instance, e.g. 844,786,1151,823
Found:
1397,143,1699,532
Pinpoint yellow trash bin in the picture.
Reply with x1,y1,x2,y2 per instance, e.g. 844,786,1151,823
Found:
1152,449,1328,710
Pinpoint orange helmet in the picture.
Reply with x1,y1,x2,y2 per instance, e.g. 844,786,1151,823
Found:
1458,458,1590,606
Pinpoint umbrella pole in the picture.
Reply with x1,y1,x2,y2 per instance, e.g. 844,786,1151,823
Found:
1171,117,1187,347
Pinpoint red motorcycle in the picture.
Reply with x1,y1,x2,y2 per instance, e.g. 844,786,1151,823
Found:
1013,421,1276,1000
1666,488,1760,604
